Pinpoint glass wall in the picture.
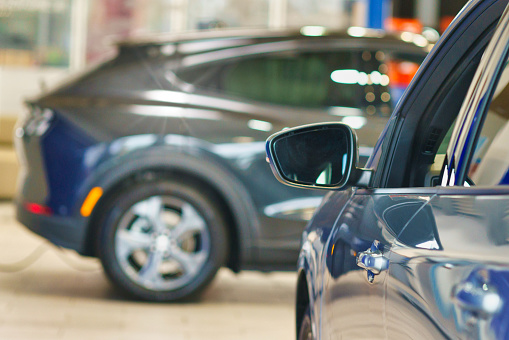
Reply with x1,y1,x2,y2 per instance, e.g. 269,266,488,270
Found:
85,0,348,65
0,0,72,67
287,0,347,29
187,0,270,30
86,0,138,64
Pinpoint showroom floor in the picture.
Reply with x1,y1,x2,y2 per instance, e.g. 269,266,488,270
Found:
0,202,296,340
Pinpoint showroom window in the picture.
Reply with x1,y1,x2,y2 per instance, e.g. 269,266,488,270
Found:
287,0,346,29
187,0,270,30
0,0,71,67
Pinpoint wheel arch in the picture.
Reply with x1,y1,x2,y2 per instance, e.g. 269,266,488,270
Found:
296,267,311,338
79,146,260,272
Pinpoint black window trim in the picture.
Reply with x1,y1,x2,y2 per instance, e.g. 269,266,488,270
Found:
372,0,508,190
454,14,509,187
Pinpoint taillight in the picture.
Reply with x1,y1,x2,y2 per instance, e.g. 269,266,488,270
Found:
24,202,53,216
19,106,54,137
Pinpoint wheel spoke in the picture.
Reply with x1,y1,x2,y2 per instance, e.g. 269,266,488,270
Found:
138,250,165,285
115,229,152,260
111,189,216,295
173,203,206,240
169,246,207,277
131,196,166,233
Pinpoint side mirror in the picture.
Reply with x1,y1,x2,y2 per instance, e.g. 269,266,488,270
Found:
266,122,370,190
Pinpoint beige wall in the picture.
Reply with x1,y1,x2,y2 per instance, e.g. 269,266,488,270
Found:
0,67,69,199
0,66,70,117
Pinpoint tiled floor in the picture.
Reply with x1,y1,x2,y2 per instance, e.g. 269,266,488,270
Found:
0,203,296,339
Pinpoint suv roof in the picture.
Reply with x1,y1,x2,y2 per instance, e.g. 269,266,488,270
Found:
116,27,433,53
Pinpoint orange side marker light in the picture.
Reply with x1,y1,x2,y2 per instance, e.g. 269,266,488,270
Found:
80,187,103,217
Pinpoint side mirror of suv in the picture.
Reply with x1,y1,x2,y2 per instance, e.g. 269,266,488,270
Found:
266,122,371,190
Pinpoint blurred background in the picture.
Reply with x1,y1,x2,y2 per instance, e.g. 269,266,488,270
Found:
1,0,466,117
0,1,467,339
0,0,468,198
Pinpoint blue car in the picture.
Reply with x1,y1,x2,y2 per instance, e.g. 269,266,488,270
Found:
266,0,509,338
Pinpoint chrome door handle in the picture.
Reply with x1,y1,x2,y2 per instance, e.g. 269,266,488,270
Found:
452,280,502,319
356,240,388,283
356,249,389,275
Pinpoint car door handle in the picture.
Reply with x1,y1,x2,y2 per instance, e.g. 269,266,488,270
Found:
452,278,502,319
356,249,389,275
356,240,388,283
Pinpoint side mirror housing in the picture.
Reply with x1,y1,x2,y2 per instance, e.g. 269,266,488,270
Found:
266,122,371,190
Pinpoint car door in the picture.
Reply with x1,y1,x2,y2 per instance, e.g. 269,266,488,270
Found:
386,5,509,339
321,188,434,339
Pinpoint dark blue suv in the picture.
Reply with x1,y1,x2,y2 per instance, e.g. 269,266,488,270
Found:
15,29,427,302
267,0,509,338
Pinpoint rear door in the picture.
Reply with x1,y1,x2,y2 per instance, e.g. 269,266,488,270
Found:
387,5,509,339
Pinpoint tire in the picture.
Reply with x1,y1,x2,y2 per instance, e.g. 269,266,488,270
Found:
298,306,313,340
97,180,228,302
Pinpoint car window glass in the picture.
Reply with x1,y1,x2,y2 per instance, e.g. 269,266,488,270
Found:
407,45,489,188
430,123,455,178
177,50,423,114
468,57,509,186
223,54,339,108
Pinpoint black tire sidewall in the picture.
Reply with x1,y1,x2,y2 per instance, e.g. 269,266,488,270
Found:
97,180,228,302
298,306,313,340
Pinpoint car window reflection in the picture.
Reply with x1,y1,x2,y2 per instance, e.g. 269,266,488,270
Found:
469,56,509,185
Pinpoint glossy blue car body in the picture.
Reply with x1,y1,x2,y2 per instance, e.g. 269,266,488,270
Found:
268,0,509,338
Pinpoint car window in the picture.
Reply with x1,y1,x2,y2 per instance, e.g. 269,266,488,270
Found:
177,50,423,114
467,56,509,186
389,19,502,189
223,53,346,108
426,123,456,186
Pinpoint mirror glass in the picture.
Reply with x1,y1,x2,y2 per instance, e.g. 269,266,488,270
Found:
273,127,350,186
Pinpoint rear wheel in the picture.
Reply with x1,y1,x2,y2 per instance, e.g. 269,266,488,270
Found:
97,180,228,301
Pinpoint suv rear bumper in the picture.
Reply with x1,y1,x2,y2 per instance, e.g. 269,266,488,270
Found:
16,200,89,255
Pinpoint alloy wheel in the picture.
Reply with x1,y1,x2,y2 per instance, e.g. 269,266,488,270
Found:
114,195,211,291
